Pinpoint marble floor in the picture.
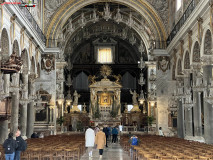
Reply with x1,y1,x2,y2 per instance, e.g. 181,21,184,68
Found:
81,142,131,160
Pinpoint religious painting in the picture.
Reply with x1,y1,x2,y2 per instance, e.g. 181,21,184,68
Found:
100,93,111,105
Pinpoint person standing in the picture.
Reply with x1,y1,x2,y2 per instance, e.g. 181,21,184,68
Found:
85,126,95,158
14,130,27,160
95,127,106,159
103,126,109,147
3,132,18,160
112,127,118,143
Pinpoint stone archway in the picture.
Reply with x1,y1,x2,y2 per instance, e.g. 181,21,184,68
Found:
184,51,190,69
192,42,200,63
177,59,182,75
1,28,9,56
204,30,212,55
12,40,20,56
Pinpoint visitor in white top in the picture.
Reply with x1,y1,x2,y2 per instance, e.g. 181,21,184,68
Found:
85,126,95,158
158,127,164,136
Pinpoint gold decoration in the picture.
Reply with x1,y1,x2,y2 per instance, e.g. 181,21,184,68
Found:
100,65,112,79
113,74,122,84
88,75,96,84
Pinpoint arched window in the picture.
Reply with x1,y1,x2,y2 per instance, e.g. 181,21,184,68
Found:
73,71,88,91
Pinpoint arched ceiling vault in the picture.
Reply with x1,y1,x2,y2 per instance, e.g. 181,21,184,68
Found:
45,0,167,48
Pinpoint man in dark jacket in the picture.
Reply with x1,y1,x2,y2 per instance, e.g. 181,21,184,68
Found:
3,132,18,160
14,130,27,160
112,127,118,143
103,126,109,147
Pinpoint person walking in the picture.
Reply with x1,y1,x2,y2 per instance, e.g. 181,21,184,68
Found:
85,126,95,158
103,126,109,147
95,127,106,159
112,127,118,143
94,126,100,135
3,132,18,160
14,130,27,160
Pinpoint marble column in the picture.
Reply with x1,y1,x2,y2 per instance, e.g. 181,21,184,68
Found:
19,73,28,138
0,120,8,144
185,107,193,136
26,75,35,138
177,99,185,138
10,73,20,135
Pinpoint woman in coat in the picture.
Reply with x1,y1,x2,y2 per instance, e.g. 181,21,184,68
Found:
85,126,95,158
95,127,106,159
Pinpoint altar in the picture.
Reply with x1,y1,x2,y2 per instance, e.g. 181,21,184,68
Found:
89,65,122,123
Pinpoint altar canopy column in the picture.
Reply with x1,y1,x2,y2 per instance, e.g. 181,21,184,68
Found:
27,75,36,138
10,73,20,135
19,73,28,137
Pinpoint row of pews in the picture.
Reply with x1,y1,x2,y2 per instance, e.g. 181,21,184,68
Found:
0,134,85,160
121,135,213,160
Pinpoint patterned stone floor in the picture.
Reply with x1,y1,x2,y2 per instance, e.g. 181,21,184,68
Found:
80,142,131,160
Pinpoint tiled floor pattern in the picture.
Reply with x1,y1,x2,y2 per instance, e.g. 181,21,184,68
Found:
81,143,131,160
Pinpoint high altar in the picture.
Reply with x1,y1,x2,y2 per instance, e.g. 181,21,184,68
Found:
89,65,122,126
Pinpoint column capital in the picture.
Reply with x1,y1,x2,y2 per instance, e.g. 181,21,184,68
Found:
28,73,37,83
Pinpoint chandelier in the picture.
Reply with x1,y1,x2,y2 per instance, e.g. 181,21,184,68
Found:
138,56,145,70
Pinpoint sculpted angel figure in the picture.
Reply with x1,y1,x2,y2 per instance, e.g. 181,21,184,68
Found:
88,75,96,84
113,74,121,84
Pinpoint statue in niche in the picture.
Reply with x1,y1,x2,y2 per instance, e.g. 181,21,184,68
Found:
130,90,138,105
73,90,81,105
